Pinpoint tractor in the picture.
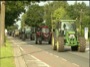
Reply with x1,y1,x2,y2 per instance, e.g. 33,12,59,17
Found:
19,26,31,41
52,20,86,52
35,26,52,44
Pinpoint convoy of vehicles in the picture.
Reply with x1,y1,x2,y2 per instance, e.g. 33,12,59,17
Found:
7,20,86,52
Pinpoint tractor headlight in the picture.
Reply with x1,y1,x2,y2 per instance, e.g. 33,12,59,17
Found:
69,34,75,39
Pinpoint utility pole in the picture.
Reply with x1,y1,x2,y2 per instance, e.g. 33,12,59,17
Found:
0,1,5,46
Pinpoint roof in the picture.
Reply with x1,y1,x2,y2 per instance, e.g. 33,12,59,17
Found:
60,20,76,22
40,26,49,28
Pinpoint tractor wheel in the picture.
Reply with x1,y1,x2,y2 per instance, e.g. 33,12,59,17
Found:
39,39,42,44
57,37,64,52
78,37,86,52
35,36,38,44
22,34,25,41
48,38,51,44
35,39,38,44
71,46,78,51
39,37,42,44
52,35,56,50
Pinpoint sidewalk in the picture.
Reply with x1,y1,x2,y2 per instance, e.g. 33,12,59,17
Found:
9,36,49,67
12,42,27,67
8,36,27,67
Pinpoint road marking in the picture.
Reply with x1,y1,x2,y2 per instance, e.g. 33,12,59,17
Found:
49,53,53,56
72,63,80,67
61,58,67,61
20,47,24,51
45,51,49,54
27,60,38,62
30,55,50,67
54,55,59,58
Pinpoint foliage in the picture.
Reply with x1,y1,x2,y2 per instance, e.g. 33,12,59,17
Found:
21,4,44,27
44,1,69,28
5,1,26,28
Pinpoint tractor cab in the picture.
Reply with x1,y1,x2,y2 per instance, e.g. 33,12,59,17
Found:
60,20,77,46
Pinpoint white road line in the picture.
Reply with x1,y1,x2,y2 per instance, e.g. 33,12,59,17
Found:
49,53,53,56
61,58,67,61
27,60,39,62
72,63,80,67
45,51,49,54
30,55,50,67
20,47,24,51
54,55,59,58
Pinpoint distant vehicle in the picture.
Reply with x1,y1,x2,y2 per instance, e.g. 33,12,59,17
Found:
19,26,31,41
30,27,35,40
35,26,52,44
13,29,19,37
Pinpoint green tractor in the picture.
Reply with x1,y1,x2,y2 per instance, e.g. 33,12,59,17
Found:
52,20,86,52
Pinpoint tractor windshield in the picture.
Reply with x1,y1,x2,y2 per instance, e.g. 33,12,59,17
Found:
42,28,49,33
66,23,75,31
61,22,75,31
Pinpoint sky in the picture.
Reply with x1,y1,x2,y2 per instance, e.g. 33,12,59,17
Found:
39,1,89,6
16,1,90,29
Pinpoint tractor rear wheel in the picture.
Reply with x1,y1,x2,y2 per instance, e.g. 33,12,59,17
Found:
52,35,56,50
78,37,86,52
35,39,38,44
57,37,64,52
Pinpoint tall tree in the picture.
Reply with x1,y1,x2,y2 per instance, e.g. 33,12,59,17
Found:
23,4,44,27
44,1,69,28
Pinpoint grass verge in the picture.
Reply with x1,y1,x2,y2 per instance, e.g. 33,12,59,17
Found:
0,40,15,67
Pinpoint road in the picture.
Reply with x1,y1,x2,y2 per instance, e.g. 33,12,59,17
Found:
9,37,89,67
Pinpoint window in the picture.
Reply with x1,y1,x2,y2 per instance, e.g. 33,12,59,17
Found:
42,28,49,33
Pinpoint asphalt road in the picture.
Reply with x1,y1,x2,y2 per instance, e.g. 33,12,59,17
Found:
10,37,89,67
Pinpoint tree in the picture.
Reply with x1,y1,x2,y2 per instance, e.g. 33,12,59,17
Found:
52,7,69,22
66,2,90,36
23,4,44,27
44,1,69,28
5,1,41,28
5,1,27,28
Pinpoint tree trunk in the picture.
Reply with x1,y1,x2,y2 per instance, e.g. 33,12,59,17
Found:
0,1,5,47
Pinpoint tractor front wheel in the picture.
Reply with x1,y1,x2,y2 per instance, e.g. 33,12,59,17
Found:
57,37,64,52
52,35,56,50
78,37,86,52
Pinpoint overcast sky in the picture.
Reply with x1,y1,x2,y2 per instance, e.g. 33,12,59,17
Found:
39,1,89,6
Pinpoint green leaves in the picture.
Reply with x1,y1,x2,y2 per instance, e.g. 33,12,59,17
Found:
21,4,44,27
52,7,67,21
5,1,31,28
